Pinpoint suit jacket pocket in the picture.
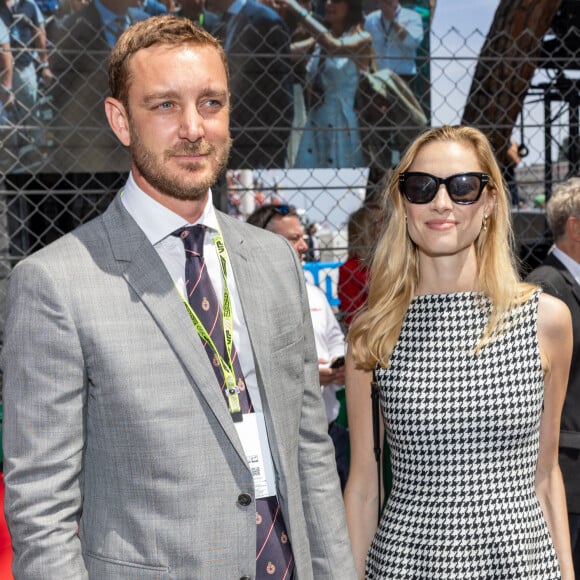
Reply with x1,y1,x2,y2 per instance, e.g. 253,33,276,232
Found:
85,551,169,579
270,335,306,385
269,324,302,356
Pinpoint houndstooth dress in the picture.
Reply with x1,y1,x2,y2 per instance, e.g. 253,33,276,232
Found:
366,291,561,579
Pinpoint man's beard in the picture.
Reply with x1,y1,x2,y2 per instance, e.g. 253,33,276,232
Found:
129,126,231,201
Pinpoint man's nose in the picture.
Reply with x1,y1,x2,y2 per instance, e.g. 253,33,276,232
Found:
178,104,205,141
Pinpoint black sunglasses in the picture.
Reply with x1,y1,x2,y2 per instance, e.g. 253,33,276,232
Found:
262,205,294,229
399,172,490,205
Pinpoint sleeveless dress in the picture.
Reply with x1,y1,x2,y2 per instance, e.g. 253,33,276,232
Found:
293,43,365,169
367,291,561,579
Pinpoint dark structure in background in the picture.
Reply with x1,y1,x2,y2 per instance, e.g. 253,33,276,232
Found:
517,0,580,275
1,1,578,275
538,0,580,199
5,173,126,259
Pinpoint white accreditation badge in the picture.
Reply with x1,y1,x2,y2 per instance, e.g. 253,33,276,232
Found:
234,412,277,499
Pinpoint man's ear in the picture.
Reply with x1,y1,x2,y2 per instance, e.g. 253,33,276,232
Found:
105,97,131,147
567,215,580,242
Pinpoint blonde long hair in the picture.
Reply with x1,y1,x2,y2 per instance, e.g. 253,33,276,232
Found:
349,125,537,371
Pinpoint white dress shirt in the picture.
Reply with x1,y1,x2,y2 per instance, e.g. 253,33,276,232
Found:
364,5,424,75
121,173,266,409
121,175,277,497
307,283,345,424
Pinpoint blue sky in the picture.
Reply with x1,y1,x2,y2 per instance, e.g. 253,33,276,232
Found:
427,0,556,167
431,0,497,38
429,0,498,127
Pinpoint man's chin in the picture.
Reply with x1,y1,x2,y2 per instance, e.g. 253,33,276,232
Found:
175,159,224,183
164,180,213,201
163,166,218,197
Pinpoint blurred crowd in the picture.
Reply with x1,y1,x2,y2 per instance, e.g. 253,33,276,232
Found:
0,0,428,175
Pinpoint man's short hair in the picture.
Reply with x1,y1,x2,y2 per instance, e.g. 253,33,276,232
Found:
108,15,228,107
546,177,580,240
246,204,298,230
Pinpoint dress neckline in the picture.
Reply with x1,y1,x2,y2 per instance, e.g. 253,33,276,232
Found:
411,291,484,300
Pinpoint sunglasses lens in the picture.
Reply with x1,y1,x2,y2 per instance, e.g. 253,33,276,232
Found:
447,175,482,203
403,174,438,203
402,173,486,204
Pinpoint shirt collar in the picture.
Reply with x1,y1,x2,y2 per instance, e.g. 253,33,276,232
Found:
552,245,580,284
120,172,219,246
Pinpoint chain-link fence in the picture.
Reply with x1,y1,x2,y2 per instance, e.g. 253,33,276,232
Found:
1,4,578,335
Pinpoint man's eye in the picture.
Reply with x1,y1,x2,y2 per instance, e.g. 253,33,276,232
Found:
204,99,224,110
157,102,173,110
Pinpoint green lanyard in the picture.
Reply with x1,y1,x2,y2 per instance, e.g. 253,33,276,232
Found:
177,230,242,418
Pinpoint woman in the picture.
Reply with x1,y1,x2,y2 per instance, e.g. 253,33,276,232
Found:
338,203,383,327
279,0,371,168
344,125,575,579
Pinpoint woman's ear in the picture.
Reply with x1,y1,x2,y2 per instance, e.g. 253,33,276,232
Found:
484,186,498,217
104,97,131,147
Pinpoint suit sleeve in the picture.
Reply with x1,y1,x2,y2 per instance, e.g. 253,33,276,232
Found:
2,259,89,579
290,252,357,578
526,266,568,299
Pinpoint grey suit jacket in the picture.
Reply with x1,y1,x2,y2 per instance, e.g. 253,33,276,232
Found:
2,194,356,579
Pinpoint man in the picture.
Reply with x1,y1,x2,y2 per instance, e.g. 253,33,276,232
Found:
49,0,149,174
0,17,13,127
0,0,53,147
305,222,321,262
15,0,150,254
503,138,523,207
175,0,203,22
205,0,293,169
1,0,53,256
2,15,356,579
247,204,350,490
34,0,59,15
175,0,220,36
139,0,168,15
364,0,424,81
527,178,580,577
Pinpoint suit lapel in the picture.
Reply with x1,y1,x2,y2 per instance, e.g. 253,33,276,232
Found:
562,269,580,306
217,214,285,468
102,197,248,465
218,214,271,383
546,253,580,306
569,277,580,306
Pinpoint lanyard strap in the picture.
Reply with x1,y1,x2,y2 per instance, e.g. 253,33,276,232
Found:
380,15,393,41
177,230,242,417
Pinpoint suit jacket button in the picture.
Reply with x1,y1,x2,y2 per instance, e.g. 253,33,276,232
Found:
240,576,252,580
237,493,252,506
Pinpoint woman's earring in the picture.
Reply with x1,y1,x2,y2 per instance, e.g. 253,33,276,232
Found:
482,214,488,232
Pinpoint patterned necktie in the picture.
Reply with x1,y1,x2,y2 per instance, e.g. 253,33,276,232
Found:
174,225,295,579
176,225,249,417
